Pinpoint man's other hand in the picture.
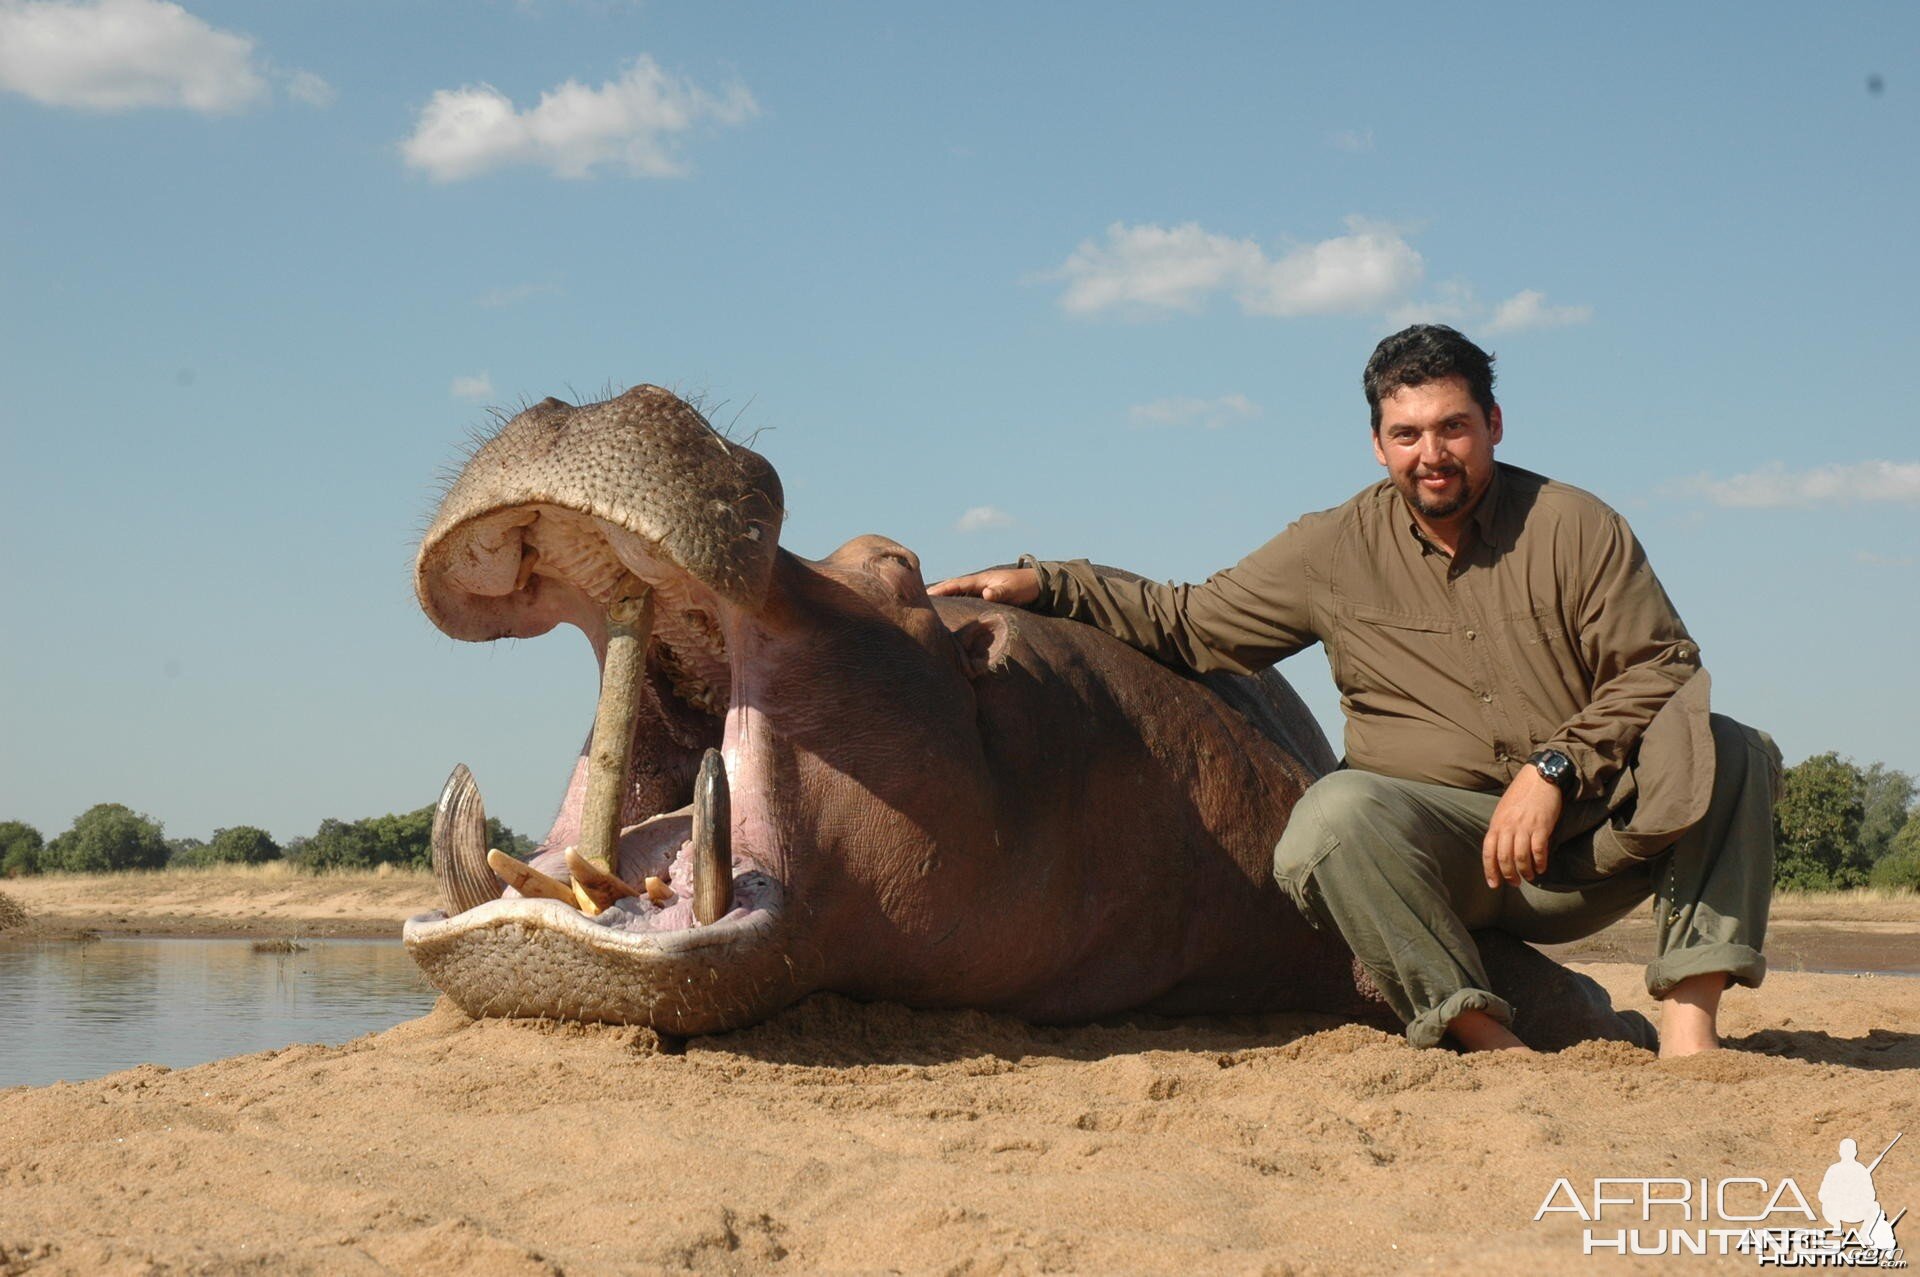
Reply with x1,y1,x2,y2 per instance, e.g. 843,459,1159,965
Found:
1482,765,1564,888
928,567,1040,606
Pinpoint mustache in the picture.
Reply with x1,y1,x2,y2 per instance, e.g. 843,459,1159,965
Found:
1414,466,1463,479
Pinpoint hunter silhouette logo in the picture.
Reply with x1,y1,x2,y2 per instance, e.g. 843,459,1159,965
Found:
1810,1135,1903,1259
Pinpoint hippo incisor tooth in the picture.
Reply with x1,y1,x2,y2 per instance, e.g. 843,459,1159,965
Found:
577,589,655,878
644,876,672,906
692,746,732,924
485,848,576,905
564,846,637,913
432,764,502,915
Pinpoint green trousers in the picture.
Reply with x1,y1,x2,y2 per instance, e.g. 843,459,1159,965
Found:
1273,715,1779,1048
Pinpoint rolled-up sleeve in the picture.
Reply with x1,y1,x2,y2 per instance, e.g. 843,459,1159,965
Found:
1542,514,1701,801
1021,519,1324,677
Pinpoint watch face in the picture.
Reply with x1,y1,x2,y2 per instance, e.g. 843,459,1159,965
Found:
1532,750,1572,788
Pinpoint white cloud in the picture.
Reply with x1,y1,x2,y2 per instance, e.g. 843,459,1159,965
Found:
282,67,333,108
450,373,495,403
1051,217,1423,319
401,55,757,182
0,0,269,113
1129,394,1262,430
1856,550,1916,567
954,506,1016,533
1329,128,1374,153
1685,461,1920,509
1484,288,1593,333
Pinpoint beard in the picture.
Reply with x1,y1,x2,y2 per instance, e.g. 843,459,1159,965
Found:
1403,467,1474,519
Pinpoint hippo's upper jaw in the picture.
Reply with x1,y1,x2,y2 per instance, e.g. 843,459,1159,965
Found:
405,386,812,1033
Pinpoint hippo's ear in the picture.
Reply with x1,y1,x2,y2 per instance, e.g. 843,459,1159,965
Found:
951,612,1014,679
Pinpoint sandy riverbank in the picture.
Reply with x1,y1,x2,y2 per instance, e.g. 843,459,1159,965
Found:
0,866,438,939
0,960,1913,1275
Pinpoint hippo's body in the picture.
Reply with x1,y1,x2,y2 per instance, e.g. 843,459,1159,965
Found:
403,385,1651,1049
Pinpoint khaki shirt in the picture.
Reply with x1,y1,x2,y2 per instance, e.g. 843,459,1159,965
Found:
1026,463,1717,860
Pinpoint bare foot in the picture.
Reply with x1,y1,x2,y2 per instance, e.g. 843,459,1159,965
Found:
1449,1008,1533,1053
1659,973,1728,1058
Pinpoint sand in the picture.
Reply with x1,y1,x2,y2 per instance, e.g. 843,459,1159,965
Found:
2,885,1917,1274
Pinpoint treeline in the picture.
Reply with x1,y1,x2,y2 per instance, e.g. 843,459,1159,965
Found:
3,751,1917,889
0,804,536,877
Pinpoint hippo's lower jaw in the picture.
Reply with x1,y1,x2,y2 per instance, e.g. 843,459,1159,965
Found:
402,889,797,1033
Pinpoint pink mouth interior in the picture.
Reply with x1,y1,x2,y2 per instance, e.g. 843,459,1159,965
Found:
497,553,786,937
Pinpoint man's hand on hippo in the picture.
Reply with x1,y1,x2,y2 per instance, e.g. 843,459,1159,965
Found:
928,567,1041,606
1482,766,1564,888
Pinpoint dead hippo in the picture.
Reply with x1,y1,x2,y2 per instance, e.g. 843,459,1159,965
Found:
403,384,1652,1050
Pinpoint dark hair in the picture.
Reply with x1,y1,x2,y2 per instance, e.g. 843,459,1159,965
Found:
1363,324,1497,432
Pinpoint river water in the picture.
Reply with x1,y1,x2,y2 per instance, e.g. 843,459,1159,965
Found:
0,937,440,1089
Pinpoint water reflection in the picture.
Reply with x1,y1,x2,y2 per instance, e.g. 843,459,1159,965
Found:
0,938,439,1088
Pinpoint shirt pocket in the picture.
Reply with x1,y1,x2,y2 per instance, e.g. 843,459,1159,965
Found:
1334,604,1455,705
1498,605,1590,723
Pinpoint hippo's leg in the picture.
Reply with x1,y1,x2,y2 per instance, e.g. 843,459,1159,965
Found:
1476,930,1657,1051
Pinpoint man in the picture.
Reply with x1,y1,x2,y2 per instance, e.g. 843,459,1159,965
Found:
931,325,1779,1056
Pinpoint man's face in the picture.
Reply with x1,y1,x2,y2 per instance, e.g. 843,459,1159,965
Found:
1371,375,1503,529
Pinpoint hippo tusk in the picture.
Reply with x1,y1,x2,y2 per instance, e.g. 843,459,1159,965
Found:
577,589,656,877
692,747,732,924
432,764,502,915
565,846,638,914
644,875,673,906
486,848,577,905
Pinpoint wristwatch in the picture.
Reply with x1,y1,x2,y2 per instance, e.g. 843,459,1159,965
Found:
1527,748,1577,796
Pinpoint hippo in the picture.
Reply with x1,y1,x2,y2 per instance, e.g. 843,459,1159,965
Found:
403,384,1652,1050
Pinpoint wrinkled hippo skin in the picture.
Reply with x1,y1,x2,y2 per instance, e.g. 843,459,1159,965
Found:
404,384,1654,1052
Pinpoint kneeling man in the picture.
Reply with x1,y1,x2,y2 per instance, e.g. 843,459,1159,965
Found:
933,325,1780,1055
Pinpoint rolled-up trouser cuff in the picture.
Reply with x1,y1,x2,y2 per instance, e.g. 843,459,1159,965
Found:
1406,987,1514,1050
1646,944,1766,1000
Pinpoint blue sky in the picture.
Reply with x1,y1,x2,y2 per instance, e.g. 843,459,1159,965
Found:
3,1,1915,846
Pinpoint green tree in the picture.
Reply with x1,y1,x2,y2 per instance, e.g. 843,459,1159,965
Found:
207,825,282,865
1869,814,1920,891
1773,754,1868,890
287,818,377,871
173,826,282,868
44,804,170,873
1859,764,1917,866
286,808,535,873
360,808,435,868
166,836,207,864
0,821,44,878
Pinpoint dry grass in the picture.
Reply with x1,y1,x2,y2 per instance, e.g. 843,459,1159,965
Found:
0,889,28,933
1771,886,1920,922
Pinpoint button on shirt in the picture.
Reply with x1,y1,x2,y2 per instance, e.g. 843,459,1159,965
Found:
1024,464,1701,802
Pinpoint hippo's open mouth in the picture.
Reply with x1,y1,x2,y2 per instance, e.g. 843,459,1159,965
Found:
402,386,805,1030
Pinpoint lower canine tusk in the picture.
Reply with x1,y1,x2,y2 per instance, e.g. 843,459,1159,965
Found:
432,764,502,915
692,747,733,924
577,589,655,879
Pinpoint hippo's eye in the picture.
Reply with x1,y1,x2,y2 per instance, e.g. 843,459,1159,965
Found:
877,551,918,574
